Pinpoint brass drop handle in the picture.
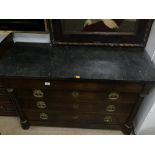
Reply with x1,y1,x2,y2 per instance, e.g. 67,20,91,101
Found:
33,89,44,98
72,103,79,109
108,92,119,100
104,116,112,123
72,91,79,98
40,113,48,120
72,115,79,120
36,101,47,109
7,88,14,93
106,105,116,112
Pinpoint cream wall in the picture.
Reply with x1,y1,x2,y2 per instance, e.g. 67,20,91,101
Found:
0,32,50,43
134,20,155,134
146,20,155,63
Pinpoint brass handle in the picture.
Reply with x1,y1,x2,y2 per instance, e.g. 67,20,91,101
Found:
7,88,14,93
33,89,44,98
36,101,47,109
72,115,79,120
72,103,79,109
72,91,79,98
106,105,116,112
40,113,48,120
108,92,119,100
104,116,112,123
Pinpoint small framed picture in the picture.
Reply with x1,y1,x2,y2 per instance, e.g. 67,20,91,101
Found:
0,19,48,33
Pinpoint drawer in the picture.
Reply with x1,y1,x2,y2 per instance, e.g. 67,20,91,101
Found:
9,79,144,93
16,90,139,104
20,98,134,114
23,110,129,124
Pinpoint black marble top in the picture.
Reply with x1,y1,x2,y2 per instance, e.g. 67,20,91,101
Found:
0,42,155,82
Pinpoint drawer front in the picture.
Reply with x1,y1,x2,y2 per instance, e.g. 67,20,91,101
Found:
16,90,139,104
23,110,129,124
20,98,135,114
8,79,144,93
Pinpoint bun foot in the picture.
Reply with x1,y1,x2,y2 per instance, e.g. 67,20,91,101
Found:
121,124,134,135
21,120,30,130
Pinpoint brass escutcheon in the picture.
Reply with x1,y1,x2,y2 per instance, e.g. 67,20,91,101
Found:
72,91,79,98
72,103,79,109
72,115,79,120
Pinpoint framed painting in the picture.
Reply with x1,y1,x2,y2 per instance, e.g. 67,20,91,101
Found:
50,19,153,47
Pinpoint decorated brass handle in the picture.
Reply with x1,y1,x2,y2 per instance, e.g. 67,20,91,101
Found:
7,88,14,93
72,91,79,98
108,92,119,100
106,105,116,112
33,89,44,98
72,115,79,120
36,101,47,109
40,113,48,120
72,103,79,109
104,115,113,123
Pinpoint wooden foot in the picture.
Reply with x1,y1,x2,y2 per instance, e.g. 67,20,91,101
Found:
21,120,30,130
121,124,133,135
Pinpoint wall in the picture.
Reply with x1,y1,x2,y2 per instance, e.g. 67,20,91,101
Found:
0,32,50,43
146,20,155,63
134,20,155,134
0,32,11,42
134,87,155,134
13,33,50,43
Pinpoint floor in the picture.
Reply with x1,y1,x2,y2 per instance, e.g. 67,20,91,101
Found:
0,116,123,135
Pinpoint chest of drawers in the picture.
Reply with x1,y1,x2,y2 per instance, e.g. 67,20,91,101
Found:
0,39,155,134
